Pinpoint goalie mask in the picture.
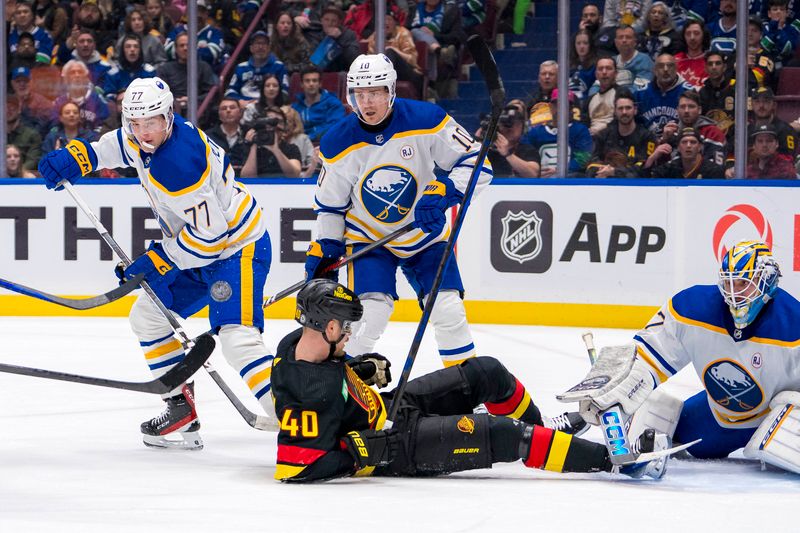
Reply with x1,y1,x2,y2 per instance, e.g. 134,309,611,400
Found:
718,240,781,329
346,54,397,124
121,77,174,151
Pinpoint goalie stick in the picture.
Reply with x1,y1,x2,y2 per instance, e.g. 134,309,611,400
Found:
0,274,144,310
387,35,505,423
61,182,278,431
0,333,215,394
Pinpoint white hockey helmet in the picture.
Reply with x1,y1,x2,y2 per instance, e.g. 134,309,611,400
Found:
346,54,397,119
121,76,174,140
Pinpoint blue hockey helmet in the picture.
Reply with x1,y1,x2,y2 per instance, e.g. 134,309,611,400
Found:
718,240,781,329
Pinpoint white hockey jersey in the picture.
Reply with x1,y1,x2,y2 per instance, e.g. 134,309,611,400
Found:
635,285,800,429
314,98,492,258
87,116,266,270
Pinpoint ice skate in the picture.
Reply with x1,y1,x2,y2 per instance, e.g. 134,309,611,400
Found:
543,411,589,436
618,428,670,479
141,383,203,451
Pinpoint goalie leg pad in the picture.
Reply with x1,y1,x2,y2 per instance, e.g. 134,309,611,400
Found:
218,324,276,419
628,387,684,442
427,290,476,367
344,292,394,356
412,413,493,475
130,294,185,398
743,391,800,474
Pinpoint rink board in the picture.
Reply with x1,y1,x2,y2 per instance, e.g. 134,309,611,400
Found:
1,178,798,327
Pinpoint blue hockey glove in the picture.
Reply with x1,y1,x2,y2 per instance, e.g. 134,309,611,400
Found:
413,176,463,234
120,242,178,286
38,139,97,190
304,239,345,281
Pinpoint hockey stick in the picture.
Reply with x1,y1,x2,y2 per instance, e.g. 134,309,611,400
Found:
263,223,415,309
387,35,504,422
61,182,276,430
0,333,215,394
0,273,144,310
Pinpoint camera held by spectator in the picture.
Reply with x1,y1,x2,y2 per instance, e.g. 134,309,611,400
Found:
253,116,281,147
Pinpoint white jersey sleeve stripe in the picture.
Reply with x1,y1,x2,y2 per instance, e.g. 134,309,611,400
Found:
115,129,131,166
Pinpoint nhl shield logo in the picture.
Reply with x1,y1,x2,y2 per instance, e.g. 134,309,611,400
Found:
500,211,542,264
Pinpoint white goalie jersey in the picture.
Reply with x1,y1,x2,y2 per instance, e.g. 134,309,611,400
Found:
634,285,800,429
314,98,493,258
87,116,266,270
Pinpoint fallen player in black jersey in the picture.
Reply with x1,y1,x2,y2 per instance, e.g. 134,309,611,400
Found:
271,279,665,482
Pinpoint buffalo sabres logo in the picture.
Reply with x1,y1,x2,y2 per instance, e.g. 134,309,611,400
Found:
500,211,543,264
703,360,763,413
360,165,417,223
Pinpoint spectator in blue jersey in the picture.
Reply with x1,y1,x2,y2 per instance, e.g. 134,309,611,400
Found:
164,0,225,70
525,89,593,177
61,29,113,92
225,31,289,108
569,29,598,102
636,53,693,136
613,25,654,91
709,0,738,56
761,0,800,69
114,7,167,68
42,101,100,155
9,32,39,72
104,35,158,107
638,2,685,59
51,60,110,133
9,1,54,65
292,65,346,143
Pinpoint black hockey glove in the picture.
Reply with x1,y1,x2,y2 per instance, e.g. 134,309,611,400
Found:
347,353,392,388
341,429,399,470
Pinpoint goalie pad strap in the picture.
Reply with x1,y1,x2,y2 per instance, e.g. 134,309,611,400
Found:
743,391,800,474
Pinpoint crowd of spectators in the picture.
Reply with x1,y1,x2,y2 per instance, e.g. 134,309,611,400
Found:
5,0,800,179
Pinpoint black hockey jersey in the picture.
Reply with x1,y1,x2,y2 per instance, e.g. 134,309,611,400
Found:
271,329,387,482
587,121,656,177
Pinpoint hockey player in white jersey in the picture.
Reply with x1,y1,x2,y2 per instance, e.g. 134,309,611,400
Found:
563,241,800,474
304,54,493,367
38,77,276,450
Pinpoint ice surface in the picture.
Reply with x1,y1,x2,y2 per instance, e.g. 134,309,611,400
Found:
1,317,797,532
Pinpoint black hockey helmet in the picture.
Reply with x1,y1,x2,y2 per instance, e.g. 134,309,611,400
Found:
295,279,363,332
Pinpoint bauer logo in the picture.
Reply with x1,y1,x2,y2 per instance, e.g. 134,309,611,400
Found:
490,201,552,273
359,165,418,224
703,360,764,413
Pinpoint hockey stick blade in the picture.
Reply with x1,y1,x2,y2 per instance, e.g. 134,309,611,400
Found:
0,333,215,394
632,438,701,464
203,363,279,430
466,35,505,113
0,274,144,310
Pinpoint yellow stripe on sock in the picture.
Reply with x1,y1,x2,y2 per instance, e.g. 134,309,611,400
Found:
246,366,272,390
509,391,533,419
544,431,573,472
240,242,255,327
144,339,182,360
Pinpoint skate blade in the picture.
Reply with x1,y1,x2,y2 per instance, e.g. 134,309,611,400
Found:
143,431,203,451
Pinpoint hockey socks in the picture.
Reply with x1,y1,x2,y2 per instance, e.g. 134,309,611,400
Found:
484,378,543,425
520,425,608,473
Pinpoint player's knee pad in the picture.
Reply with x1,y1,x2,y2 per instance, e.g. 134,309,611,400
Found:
744,391,800,474
413,413,493,474
218,324,275,416
426,290,475,365
345,292,393,356
628,387,684,442
129,294,174,341
460,357,518,403
487,416,527,463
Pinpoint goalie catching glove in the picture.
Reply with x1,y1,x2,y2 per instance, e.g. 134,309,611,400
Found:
557,344,657,425
340,428,399,470
347,353,392,388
